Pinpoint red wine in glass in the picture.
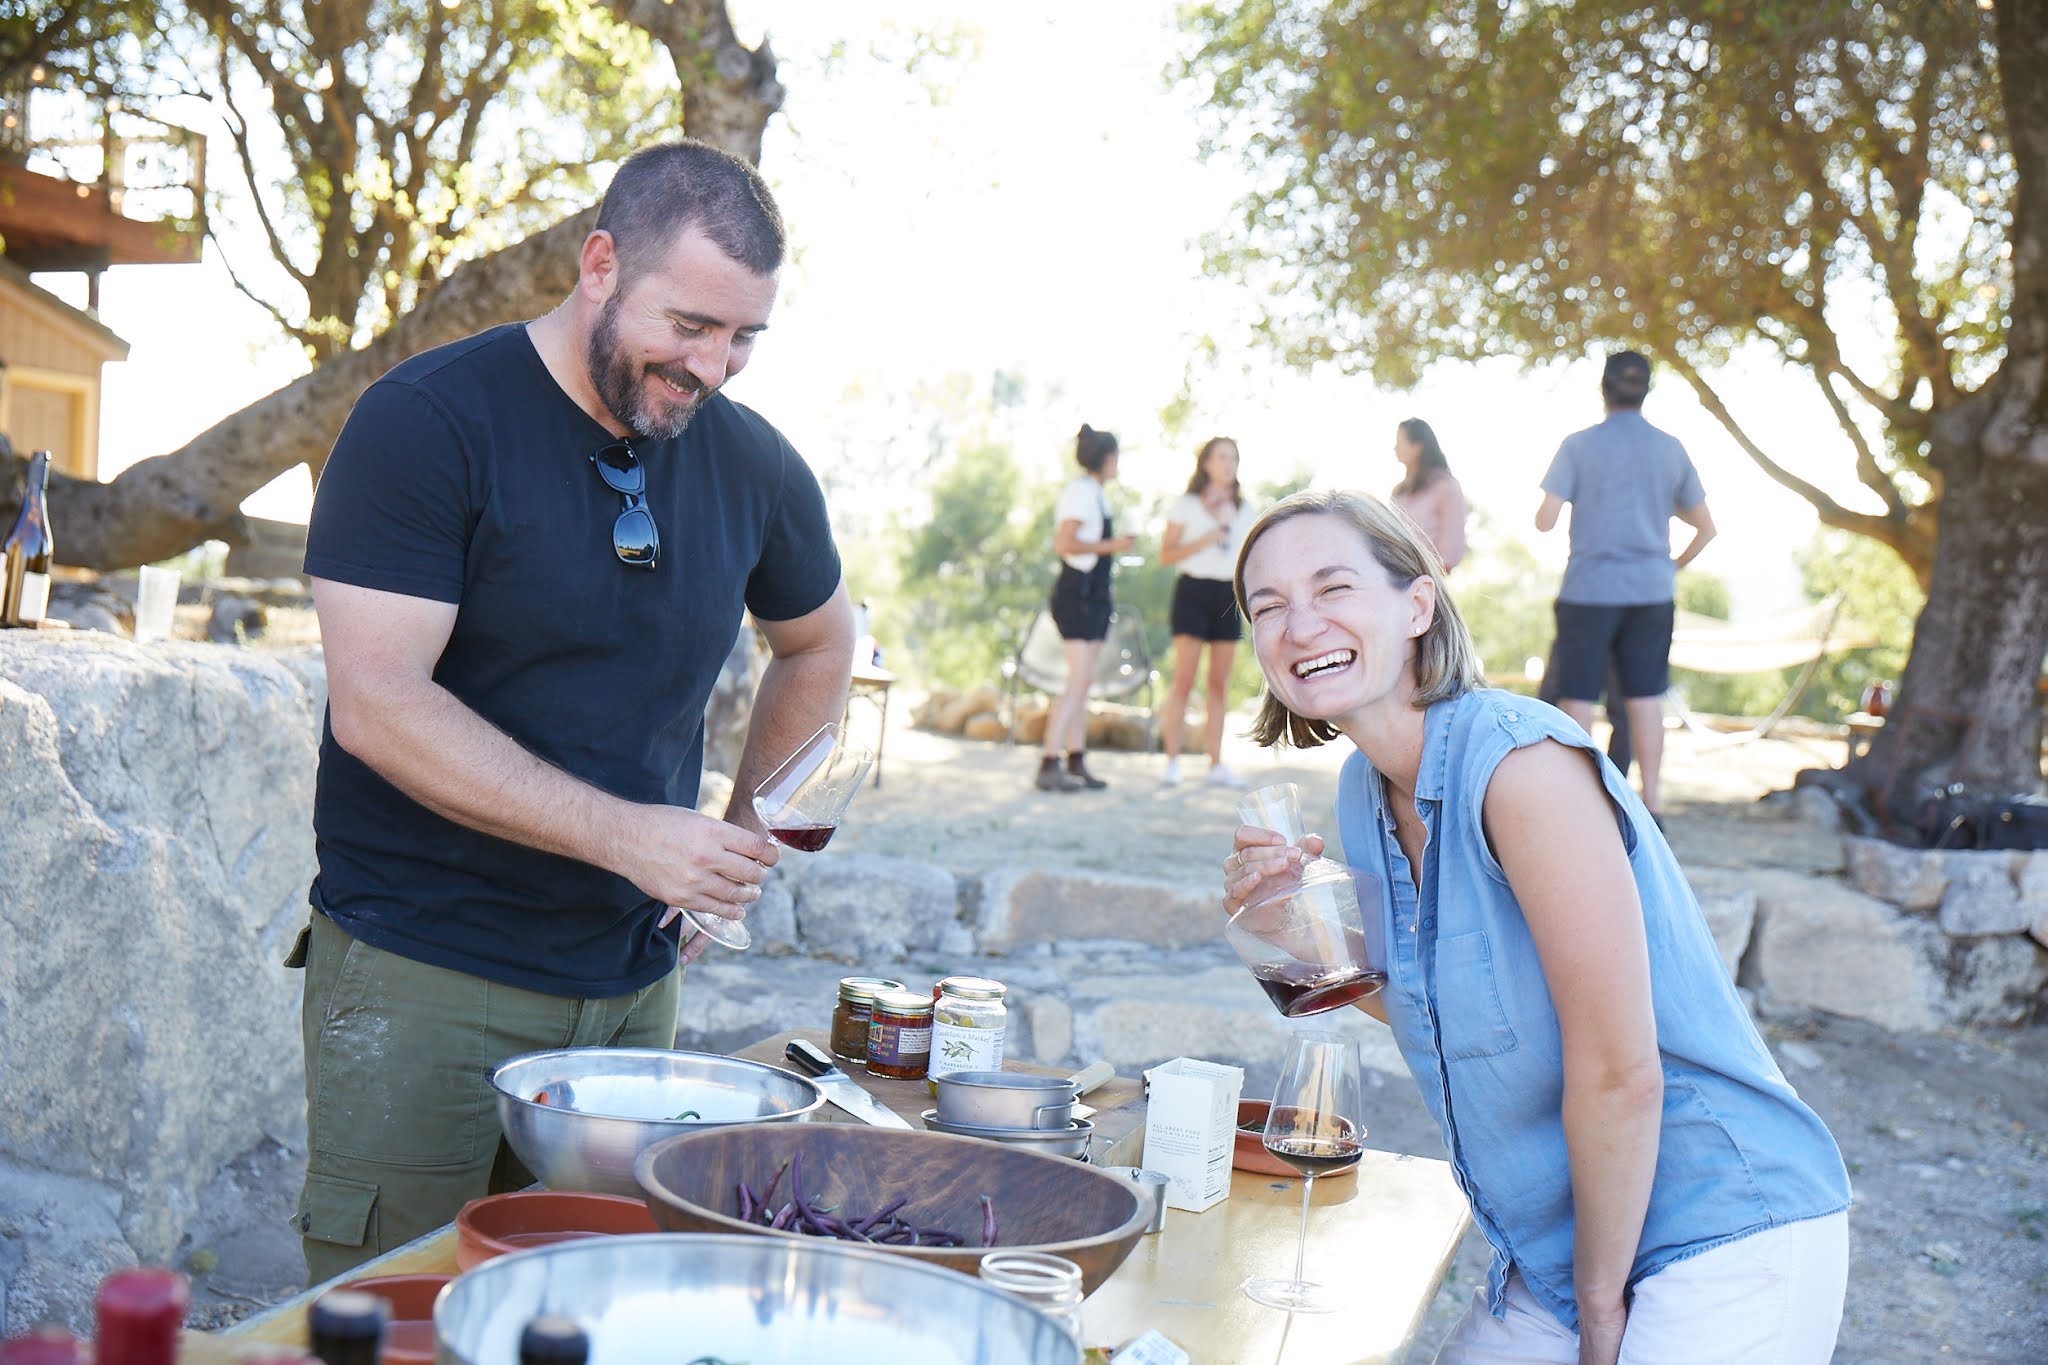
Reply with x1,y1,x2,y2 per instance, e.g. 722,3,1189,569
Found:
1263,1109,1365,1177
767,821,837,852
1252,961,1387,1017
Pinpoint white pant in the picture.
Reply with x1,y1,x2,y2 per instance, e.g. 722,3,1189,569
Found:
1433,1213,1848,1365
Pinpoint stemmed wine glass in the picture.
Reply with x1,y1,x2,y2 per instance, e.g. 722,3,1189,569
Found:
675,723,876,951
1242,1035,1365,1313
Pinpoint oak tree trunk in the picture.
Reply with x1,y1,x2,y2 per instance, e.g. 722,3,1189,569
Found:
1844,0,2048,816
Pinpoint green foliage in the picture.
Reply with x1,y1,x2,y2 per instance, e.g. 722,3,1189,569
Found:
1670,528,1922,722
895,440,1058,690
1794,527,1919,717
162,1,671,359
0,1,160,94
1178,0,2006,538
1450,521,1557,692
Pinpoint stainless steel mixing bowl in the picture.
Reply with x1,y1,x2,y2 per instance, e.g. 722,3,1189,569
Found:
489,1048,824,1197
433,1232,1082,1364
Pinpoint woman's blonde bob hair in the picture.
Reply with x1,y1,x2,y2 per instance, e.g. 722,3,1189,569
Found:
1232,489,1485,748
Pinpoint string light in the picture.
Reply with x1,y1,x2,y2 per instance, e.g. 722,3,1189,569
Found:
30,65,45,82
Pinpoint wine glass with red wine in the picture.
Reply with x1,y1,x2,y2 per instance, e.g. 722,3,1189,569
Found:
1224,860,1387,1018
676,722,875,951
1243,1035,1365,1313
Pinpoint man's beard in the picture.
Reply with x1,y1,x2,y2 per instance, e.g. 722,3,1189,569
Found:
586,292,713,441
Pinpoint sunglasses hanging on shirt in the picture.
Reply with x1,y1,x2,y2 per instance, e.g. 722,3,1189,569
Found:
591,439,660,570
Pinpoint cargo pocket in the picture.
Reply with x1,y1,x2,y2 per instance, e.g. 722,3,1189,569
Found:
1436,931,1520,1060
297,1171,379,1249
282,922,312,969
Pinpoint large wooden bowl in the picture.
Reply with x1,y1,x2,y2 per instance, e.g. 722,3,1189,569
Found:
635,1122,1149,1295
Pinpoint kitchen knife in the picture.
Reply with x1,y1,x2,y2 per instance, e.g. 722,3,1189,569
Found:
784,1038,915,1130
1066,1059,1117,1121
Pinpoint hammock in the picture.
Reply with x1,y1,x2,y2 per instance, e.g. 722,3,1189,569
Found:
1665,593,1873,742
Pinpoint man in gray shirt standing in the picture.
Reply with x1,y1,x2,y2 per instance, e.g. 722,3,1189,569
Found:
1536,351,1716,822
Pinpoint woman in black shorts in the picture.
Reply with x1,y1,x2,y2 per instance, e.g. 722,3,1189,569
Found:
1039,424,1135,792
1157,436,1252,788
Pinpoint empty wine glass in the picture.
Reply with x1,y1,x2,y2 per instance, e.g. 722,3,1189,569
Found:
1242,1035,1365,1313
676,723,875,951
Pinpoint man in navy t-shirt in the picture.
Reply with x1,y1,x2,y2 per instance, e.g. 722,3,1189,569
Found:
1536,351,1716,821
291,139,853,1279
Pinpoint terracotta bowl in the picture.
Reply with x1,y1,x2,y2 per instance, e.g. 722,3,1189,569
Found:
337,1274,449,1365
1233,1100,1362,1179
453,1190,657,1271
635,1120,1149,1295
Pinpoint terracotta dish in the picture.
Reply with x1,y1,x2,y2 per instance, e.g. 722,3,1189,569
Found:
337,1274,449,1365
453,1190,657,1271
1233,1100,1362,1179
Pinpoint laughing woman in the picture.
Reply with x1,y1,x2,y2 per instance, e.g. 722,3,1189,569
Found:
1220,490,1849,1365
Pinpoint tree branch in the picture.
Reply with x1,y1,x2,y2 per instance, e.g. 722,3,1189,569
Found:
217,65,312,289
1666,351,1905,545
1837,40,1955,404
202,225,313,353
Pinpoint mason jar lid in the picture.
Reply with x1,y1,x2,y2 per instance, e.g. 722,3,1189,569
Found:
935,976,1007,1001
838,976,907,1005
872,989,934,1019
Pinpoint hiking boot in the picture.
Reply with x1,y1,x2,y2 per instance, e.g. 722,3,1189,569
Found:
1036,761,1082,792
1066,756,1109,790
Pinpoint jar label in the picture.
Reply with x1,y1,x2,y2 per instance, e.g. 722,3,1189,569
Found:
868,1021,931,1064
930,1020,1005,1080
888,1025,931,1059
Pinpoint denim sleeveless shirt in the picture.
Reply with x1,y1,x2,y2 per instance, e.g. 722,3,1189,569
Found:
1336,690,1849,1332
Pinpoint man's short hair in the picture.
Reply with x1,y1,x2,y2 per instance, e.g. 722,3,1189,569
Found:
1602,350,1652,408
596,140,785,284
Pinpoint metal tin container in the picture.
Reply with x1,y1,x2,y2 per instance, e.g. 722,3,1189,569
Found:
921,1109,1096,1161
934,1070,1075,1130
435,1232,1081,1364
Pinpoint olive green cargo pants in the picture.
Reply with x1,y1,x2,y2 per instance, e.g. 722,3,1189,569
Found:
292,912,681,1285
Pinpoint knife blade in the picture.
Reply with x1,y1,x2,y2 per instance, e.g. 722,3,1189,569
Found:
784,1039,915,1130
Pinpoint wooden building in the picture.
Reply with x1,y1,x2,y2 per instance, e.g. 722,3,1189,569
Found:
0,258,128,479
0,85,203,479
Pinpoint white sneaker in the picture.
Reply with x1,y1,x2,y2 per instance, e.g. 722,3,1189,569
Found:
1160,758,1182,787
1204,762,1248,789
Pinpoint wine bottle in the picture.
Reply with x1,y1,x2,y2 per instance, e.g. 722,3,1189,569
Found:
92,1268,187,1365
1,449,54,628
519,1316,590,1365
308,1289,387,1365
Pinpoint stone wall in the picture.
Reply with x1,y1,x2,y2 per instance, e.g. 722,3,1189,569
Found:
0,633,325,1332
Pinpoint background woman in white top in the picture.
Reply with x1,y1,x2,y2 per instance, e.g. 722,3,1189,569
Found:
1389,417,1467,571
1158,436,1254,787
1039,424,1135,792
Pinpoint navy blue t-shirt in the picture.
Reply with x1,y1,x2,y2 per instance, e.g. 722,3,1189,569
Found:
303,324,841,997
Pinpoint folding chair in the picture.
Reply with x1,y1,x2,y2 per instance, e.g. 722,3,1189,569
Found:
1002,606,1160,747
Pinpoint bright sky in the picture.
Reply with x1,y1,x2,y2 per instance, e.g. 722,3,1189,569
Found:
40,0,1891,616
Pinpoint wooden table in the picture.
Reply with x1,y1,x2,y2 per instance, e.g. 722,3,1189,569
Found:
845,661,898,787
197,1032,1467,1365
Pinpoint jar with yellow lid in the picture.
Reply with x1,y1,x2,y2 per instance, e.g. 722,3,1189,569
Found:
865,990,934,1080
830,976,907,1061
